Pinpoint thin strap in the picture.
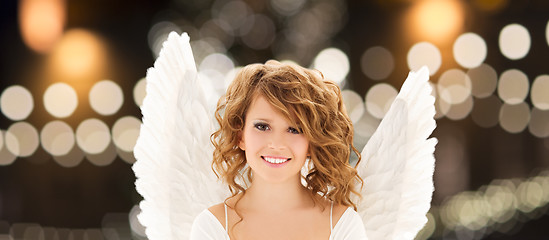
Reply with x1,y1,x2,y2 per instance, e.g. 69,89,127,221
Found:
224,203,229,233
330,201,333,232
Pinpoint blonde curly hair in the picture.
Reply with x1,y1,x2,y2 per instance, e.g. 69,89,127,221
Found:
211,60,362,210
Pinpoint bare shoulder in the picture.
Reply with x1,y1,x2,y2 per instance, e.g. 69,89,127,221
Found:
331,203,350,228
207,203,226,227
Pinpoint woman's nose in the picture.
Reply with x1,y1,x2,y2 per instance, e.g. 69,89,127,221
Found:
267,132,286,149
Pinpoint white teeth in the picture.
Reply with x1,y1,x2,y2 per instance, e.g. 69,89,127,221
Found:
263,156,289,164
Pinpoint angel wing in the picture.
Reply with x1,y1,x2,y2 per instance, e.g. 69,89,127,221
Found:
356,66,437,239
132,32,228,240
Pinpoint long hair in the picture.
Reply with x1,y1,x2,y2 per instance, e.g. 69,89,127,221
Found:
210,60,363,225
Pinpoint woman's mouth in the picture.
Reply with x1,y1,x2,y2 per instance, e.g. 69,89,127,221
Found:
261,156,291,165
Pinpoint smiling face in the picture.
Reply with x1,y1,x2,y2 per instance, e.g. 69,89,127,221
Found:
238,94,310,184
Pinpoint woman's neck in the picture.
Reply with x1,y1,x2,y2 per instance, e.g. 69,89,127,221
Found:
240,174,313,212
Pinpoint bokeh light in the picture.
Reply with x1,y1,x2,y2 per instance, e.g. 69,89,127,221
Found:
133,78,147,107
148,21,182,58
313,48,350,85
76,118,111,155
446,95,474,121
407,0,465,44
528,108,549,138
341,90,364,123
53,143,84,168
89,80,124,116
240,14,276,50
43,82,78,118
530,75,549,110
499,24,531,60
407,42,441,76
5,122,39,157
87,142,117,167
271,0,306,16
40,120,75,156
546,20,549,47
112,116,141,152
0,85,34,121
199,53,235,76
360,46,394,81
498,69,529,104
437,69,472,104
467,64,498,98
49,29,107,80
471,95,501,128
0,131,17,165
215,0,252,34
365,83,398,119
453,32,487,69
117,148,136,164
18,0,65,53
499,102,530,133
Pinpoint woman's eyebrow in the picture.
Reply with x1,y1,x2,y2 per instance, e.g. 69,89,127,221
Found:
252,118,271,122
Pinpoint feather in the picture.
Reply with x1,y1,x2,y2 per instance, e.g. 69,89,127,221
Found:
356,66,437,239
133,32,228,240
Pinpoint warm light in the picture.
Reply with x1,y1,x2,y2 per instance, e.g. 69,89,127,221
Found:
365,83,398,119
498,69,529,104
89,80,124,116
407,42,441,75
531,75,549,110
499,24,531,60
40,120,74,156
453,33,487,69
5,122,39,157
87,142,117,166
546,20,549,47
49,29,107,81
361,46,394,81
43,82,78,118
467,64,498,98
407,0,465,44
19,0,65,53
0,131,17,166
313,48,350,85
446,95,474,121
112,116,141,152
341,90,364,123
528,108,549,138
0,85,34,121
76,118,111,154
53,144,84,168
437,69,472,104
499,102,530,133
133,78,147,107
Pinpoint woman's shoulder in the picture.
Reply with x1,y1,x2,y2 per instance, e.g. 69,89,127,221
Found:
207,202,226,227
190,205,228,239
331,206,367,239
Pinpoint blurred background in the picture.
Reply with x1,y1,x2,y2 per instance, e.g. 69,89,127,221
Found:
1,0,549,239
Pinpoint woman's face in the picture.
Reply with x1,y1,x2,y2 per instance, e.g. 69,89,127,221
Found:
238,94,309,184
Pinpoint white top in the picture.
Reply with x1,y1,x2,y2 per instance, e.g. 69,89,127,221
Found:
190,204,368,240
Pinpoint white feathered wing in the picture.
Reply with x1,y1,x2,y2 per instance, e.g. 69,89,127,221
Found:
133,32,228,240
356,66,437,239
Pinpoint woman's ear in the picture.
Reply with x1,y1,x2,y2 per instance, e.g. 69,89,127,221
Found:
238,131,245,151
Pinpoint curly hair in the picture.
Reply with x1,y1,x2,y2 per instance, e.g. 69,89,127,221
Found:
211,60,363,212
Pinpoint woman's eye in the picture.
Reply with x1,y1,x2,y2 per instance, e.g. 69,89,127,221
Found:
254,123,269,131
288,127,301,134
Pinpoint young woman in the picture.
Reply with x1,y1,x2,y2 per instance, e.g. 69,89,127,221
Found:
190,60,367,239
